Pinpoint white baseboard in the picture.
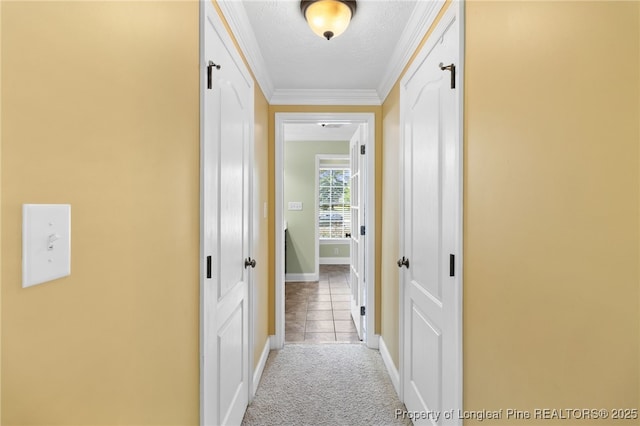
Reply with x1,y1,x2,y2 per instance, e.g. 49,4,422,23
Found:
367,333,380,349
285,273,319,282
379,336,400,397
269,334,281,350
319,257,350,265
252,336,271,396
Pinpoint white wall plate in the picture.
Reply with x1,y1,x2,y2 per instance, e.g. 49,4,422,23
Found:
22,204,71,288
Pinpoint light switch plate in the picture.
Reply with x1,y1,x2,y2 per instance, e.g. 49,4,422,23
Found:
288,201,303,211
22,204,71,288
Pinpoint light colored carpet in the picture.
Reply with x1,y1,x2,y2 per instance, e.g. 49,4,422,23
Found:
242,343,412,426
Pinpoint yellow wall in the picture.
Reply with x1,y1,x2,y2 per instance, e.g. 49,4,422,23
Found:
380,83,400,365
464,0,639,418
380,0,639,416
2,2,200,424
267,105,382,334
253,86,270,366
0,0,3,421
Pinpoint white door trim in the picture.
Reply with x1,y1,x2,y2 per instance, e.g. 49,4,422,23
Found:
274,112,377,349
199,1,256,423
398,0,464,416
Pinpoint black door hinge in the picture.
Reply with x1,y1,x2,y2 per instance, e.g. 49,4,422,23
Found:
439,62,456,89
360,306,366,316
449,254,455,277
207,61,221,90
360,145,366,155
360,225,365,236
206,255,212,279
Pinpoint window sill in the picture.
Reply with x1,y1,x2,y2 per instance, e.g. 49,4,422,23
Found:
319,238,350,244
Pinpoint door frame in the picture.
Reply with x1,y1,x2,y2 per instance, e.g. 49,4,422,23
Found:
199,1,256,423
274,112,377,349
398,0,464,415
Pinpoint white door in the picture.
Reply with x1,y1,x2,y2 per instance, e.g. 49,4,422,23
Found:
349,128,365,339
201,4,254,425
400,6,462,426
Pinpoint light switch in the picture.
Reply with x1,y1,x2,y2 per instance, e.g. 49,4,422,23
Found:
288,201,303,211
22,204,71,288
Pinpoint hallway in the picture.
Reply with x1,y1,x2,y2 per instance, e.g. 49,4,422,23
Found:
241,343,410,426
285,265,360,343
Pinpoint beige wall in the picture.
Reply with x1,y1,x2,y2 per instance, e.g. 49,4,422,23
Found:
253,86,270,368
1,1,271,423
0,0,3,420
2,2,200,424
464,0,638,418
380,0,639,417
380,82,400,366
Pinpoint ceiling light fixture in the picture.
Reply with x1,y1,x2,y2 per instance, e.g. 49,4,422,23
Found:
300,0,357,41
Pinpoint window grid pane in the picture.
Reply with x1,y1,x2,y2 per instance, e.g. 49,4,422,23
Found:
319,167,351,239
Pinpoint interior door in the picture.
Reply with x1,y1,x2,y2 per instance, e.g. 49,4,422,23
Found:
400,8,461,426
201,4,254,425
349,128,365,339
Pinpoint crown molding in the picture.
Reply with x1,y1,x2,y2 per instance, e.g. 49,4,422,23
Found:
376,0,446,103
216,0,275,101
216,0,446,106
270,89,381,106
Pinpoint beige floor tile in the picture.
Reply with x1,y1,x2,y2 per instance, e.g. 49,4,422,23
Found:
285,332,305,342
330,294,350,302
285,311,307,321
307,301,332,310
308,294,331,302
304,332,336,342
332,301,351,310
336,332,360,343
285,320,306,333
306,310,333,320
334,320,357,333
285,303,308,313
305,320,335,332
332,310,351,320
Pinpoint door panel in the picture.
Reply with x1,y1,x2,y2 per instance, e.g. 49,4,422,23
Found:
350,129,364,338
219,83,248,299
401,8,460,426
202,4,253,425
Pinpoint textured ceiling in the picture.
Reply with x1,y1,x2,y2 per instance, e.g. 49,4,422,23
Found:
220,0,439,138
240,0,417,91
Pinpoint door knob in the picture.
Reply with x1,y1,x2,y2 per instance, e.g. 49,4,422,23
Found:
244,257,257,269
397,257,409,268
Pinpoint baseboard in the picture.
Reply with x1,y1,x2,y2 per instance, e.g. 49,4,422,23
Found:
252,336,271,396
379,336,400,397
285,273,319,282
319,257,350,265
269,334,281,350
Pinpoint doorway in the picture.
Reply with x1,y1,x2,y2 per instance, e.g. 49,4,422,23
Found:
274,112,377,349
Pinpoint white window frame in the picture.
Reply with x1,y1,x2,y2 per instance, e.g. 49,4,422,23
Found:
316,155,351,243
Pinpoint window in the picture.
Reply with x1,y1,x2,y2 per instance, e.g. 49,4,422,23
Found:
318,167,351,239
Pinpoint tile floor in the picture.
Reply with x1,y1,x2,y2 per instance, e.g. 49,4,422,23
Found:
285,264,361,343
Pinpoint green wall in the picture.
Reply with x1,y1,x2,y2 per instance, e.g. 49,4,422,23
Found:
319,243,350,260
284,140,349,275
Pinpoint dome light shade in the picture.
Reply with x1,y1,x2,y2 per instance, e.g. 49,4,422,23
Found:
301,0,357,41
